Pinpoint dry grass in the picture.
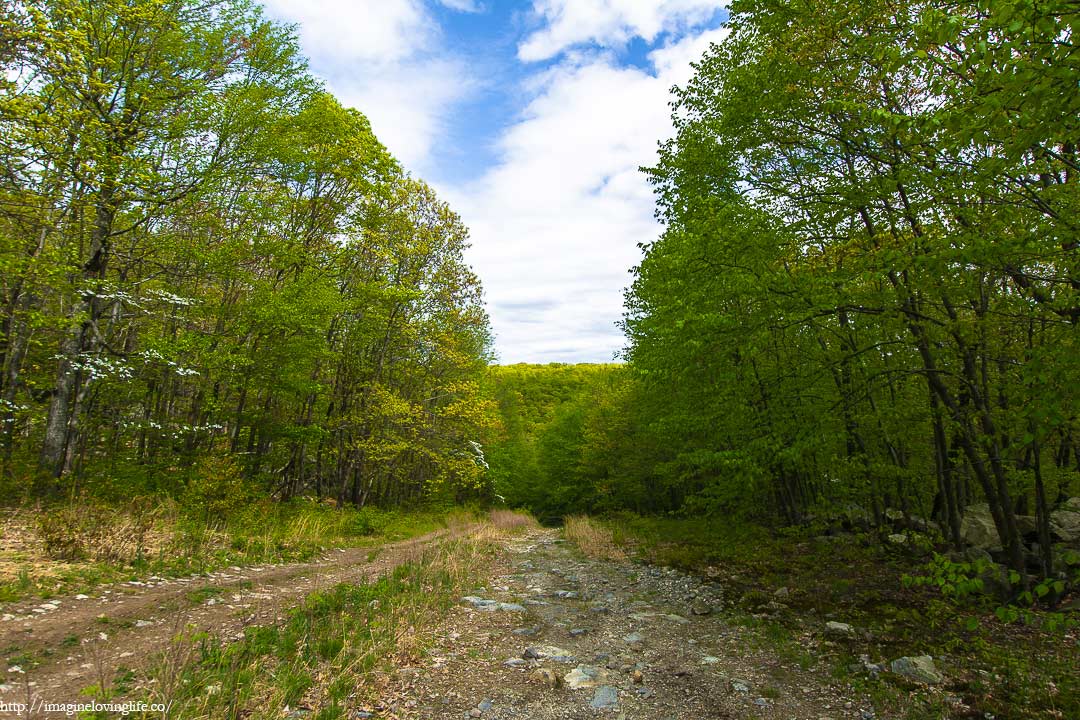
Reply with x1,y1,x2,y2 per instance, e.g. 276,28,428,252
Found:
471,509,537,543
563,515,626,560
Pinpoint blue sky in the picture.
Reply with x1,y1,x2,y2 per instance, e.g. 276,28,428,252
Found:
262,0,730,363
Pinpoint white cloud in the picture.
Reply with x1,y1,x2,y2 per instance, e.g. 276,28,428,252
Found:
446,27,730,363
437,0,483,11
519,0,726,61
262,0,476,173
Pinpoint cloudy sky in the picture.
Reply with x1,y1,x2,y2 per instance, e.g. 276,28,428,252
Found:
262,0,729,363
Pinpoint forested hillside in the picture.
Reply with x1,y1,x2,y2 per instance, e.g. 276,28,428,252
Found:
484,1,1080,593
0,0,494,508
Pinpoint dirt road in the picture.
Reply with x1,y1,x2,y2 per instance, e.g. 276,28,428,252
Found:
381,528,881,720
0,532,441,707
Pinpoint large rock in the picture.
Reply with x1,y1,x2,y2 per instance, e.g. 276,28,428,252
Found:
1050,508,1080,543
960,504,1001,550
889,655,943,684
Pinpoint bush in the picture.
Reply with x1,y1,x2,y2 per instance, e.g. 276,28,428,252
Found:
183,456,253,521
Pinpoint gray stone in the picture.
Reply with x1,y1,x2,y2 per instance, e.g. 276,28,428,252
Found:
512,626,540,637
569,628,587,637
623,632,643,644
730,679,751,694
503,658,527,667
1050,509,1080,542
889,655,943,684
478,699,492,712
690,599,712,615
773,587,790,598
961,504,1001,550
589,686,618,710
523,645,574,662
825,621,855,638
564,665,609,689
886,533,908,545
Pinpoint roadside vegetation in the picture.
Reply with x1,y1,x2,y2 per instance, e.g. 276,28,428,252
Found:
0,500,457,604
129,511,535,720
562,514,1078,720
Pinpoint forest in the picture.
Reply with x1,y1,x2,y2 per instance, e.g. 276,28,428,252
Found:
2,0,1079,718
0,0,495,510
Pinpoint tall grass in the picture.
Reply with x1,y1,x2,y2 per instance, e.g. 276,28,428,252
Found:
1,499,452,604
563,515,626,559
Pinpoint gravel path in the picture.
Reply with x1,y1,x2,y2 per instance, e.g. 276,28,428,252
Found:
381,528,881,720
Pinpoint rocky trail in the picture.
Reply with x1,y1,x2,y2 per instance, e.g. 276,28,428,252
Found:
0,524,935,719
380,528,882,720
0,531,442,707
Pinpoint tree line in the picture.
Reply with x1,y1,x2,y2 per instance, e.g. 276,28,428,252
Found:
0,0,494,506
486,0,1080,586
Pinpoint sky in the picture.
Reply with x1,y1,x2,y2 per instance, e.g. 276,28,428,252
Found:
261,0,730,363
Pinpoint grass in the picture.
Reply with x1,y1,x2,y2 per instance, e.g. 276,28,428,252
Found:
563,515,626,559
129,513,533,720
582,512,1080,720
0,499,462,605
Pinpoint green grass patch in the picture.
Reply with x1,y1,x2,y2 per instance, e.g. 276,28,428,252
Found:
138,536,499,719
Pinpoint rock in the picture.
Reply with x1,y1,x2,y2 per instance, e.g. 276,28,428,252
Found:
960,504,1001,550
564,665,607,689
589,686,618,710
978,562,1012,602
730,679,751,694
1014,515,1038,538
523,645,574,662
690,599,712,616
773,587,790,598
503,658,527,667
1050,509,1080,542
701,656,720,665
1065,497,1080,512
886,533,908,545
885,508,904,523
529,668,560,688
569,628,587,637
468,709,481,718
631,670,644,684
461,596,527,612
889,655,943,684
629,612,689,625
461,596,496,609
623,632,643,644
512,626,540,637
825,621,855,638
947,547,992,566
478,699,492,712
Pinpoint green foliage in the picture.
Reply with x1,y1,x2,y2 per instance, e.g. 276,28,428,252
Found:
0,0,496,510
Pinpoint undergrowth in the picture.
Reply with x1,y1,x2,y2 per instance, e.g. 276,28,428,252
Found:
0,499,458,604
581,512,1079,720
